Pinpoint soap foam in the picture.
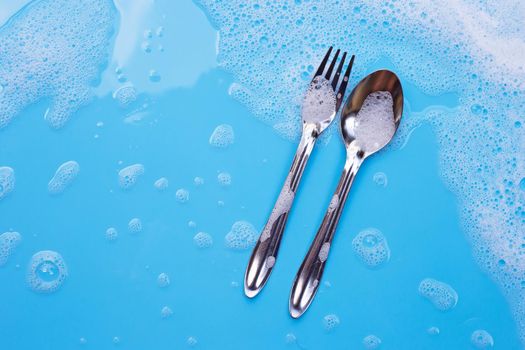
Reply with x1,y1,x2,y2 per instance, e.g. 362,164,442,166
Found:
196,0,525,342
225,221,258,250
301,76,336,123
0,231,22,266
0,0,116,128
48,161,80,195
118,164,144,190
354,91,395,154
0,166,15,200
26,250,68,293
418,278,458,311
352,228,390,268
193,232,213,248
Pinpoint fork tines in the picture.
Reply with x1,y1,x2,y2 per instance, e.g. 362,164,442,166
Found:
313,46,355,111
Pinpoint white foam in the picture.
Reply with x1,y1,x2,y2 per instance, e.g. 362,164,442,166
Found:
217,172,232,186
301,76,336,123
105,227,118,241
209,124,234,148
157,272,170,288
471,329,494,348
175,188,190,203
318,242,330,263
418,278,458,311
26,250,68,293
128,218,142,234
118,164,144,189
0,0,116,128
0,231,22,266
260,178,294,242
225,221,258,250
48,161,80,195
354,91,395,153
154,177,169,190
362,334,382,349
323,314,340,331
352,228,390,268
0,166,15,200
193,232,213,248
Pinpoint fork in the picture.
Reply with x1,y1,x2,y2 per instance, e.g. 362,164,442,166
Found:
244,47,355,298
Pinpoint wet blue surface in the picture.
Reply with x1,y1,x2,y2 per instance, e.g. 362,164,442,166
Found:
0,1,520,349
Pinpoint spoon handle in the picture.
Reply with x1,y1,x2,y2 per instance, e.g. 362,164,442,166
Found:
289,153,362,318
244,124,318,298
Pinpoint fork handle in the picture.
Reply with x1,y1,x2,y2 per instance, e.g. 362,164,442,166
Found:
244,124,318,298
289,152,362,318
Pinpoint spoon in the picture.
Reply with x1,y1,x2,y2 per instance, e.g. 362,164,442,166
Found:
289,70,404,318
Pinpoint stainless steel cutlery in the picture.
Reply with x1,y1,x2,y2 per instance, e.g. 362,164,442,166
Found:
243,48,404,319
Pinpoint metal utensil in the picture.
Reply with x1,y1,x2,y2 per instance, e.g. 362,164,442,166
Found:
289,70,403,318
244,47,355,298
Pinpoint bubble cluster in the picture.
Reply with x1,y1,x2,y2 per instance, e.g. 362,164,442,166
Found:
105,227,118,241
318,242,330,262
418,278,458,311
352,228,390,268
48,161,80,195
225,221,258,250
285,333,297,345
26,250,68,293
187,337,198,347
0,166,15,200
193,232,213,248
323,314,340,331
471,330,494,348
362,334,382,349
0,231,22,266
196,0,525,342
157,272,170,288
194,177,205,186
175,188,190,203
260,178,295,242
160,306,173,319
118,164,144,189
217,172,232,186
154,177,169,191
128,218,142,234
113,84,137,108
301,76,336,123
354,91,396,153
209,124,234,148
0,0,116,128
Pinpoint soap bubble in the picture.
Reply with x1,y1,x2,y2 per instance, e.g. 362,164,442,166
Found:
175,188,190,203
225,221,258,250
118,164,144,189
194,177,205,186
285,333,297,344
217,172,232,186
323,314,340,331
471,329,494,348
418,278,458,311
128,218,142,234
105,227,118,241
48,161,80,195
209,124,234,148
154,177,169,190
27,250,68,293
352,228,390,268
112,336,120,344
157,272,170,288
362,334,382,349
0,167,15,200
0,231,22,266
373,172,388,187
193,232,213,248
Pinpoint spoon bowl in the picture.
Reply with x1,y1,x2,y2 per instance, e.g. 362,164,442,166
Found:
341,69,403,156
